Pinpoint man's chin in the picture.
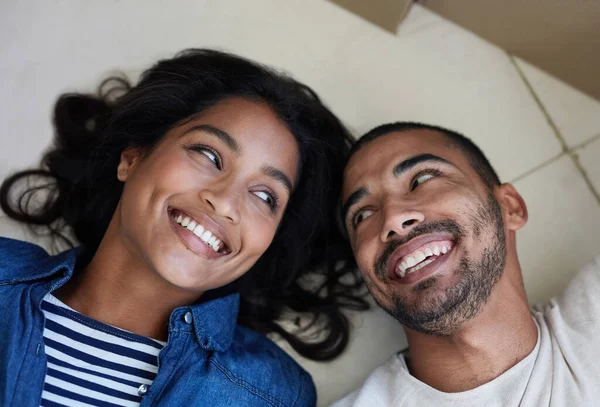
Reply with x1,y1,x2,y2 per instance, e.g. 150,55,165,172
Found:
384,279,475,336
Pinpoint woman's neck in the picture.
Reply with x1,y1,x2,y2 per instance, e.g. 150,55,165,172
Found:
54,227,203,341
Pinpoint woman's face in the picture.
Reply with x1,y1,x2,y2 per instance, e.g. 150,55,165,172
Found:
115,97,299,293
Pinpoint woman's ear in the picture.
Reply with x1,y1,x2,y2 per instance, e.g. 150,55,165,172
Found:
117,148,143,182
494,183,528,231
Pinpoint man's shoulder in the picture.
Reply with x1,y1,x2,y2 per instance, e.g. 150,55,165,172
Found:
557,256,599,315
536,256,600,331
332,352,413,407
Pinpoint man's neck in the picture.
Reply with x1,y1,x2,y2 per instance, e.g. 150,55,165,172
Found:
404,265,538,393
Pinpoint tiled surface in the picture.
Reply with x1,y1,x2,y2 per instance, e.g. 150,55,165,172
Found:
1,2,599,407
0,0,365,177
515,155,600,306
318,5,563,182
515,57,600,148
278,299,407,406
575,137,600,196
0,2,563,185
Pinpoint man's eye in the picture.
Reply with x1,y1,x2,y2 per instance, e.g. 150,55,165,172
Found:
353,209,374,227
411,173,435,190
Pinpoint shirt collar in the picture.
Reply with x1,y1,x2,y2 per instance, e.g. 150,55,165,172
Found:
186,293,240,352
0,237,240,352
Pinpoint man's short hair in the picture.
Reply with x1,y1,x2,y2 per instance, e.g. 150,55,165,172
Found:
349,122,501,189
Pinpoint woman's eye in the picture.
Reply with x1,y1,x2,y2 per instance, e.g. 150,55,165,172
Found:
200,149,219,167
253,190,278,211
185,144,223,170
254,191,271,204
353,209,374,227
411,173,434,190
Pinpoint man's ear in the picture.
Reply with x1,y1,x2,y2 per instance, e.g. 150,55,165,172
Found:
494,183,528,231
117,148,144,182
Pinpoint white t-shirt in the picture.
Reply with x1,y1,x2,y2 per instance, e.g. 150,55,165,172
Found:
333,256,600,407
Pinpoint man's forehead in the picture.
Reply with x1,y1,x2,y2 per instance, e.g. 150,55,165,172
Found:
343,129,450,194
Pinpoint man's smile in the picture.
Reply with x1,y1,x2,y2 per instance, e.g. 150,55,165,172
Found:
384,233,456,284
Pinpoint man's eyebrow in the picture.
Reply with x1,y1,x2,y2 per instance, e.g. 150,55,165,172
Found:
183,124,242,154
341,187,369,222
262,165,293,195
393,154,453,177
341,154,453,223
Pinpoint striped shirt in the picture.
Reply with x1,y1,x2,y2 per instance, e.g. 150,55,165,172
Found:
40,294,165,407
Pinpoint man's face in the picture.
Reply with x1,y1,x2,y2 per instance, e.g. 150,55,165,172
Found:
342,129,508,335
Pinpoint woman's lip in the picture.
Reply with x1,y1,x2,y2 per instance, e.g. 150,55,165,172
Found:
168,206,232,252
168,212,228,260
385,233,456,281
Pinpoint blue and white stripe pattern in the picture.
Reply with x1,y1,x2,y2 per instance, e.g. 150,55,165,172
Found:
40,294,165,407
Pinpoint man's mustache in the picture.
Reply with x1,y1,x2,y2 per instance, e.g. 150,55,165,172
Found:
374,219,464,281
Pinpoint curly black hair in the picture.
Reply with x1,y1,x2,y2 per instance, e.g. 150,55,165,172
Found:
0,49,368,361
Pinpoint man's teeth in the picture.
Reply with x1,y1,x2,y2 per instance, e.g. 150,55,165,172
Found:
175,214,223,253
397,243,452,278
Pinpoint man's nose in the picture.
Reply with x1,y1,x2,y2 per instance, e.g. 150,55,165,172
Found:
379,203,425,243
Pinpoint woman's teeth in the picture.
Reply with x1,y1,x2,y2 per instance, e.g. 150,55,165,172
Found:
175,214,223,253
397,243,452,278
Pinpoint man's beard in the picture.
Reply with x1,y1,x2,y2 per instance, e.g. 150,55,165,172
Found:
373,193,506,336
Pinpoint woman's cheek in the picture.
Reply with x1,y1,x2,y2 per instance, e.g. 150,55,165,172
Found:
247,216,279,254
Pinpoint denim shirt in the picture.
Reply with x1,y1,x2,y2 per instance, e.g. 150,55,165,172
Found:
0,237,316,406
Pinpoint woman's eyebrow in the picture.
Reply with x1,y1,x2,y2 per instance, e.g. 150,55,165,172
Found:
262,165,293,195
183,124,242,154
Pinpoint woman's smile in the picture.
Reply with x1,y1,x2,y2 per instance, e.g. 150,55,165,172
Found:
168,207,232,259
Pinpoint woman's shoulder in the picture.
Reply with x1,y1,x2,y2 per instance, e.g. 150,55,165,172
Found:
0,237,48,276
212,325,316,406
0,237,74,283
0,236,49,255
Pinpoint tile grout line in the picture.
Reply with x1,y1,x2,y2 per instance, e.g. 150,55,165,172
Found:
509,152,565,184
567,149,600,205
508,54,600,206
570,132,600,151
508,54,568,152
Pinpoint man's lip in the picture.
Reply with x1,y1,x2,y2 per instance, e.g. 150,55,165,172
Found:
395,248,453,285
385,233,455,280
168,206,234,252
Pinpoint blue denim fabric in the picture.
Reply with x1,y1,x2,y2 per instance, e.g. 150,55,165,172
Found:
0,237,316,406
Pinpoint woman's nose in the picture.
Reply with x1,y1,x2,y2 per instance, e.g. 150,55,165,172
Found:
198,184,241,224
